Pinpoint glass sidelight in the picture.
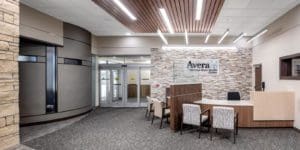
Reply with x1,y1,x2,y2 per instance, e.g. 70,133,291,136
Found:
126,69,139,104
140,68,151,103
100,70,111,103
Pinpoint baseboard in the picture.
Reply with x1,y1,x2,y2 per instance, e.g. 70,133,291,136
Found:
294,127,300,132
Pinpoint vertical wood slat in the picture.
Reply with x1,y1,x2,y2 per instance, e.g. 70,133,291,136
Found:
92,0,225,33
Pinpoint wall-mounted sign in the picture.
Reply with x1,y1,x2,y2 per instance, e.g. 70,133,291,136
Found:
186,59,219,75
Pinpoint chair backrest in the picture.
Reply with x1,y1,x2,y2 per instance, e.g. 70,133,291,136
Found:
227,92,240,100
146,96,153,111
182,104,201,125
212,106,234,130
153,98,164,118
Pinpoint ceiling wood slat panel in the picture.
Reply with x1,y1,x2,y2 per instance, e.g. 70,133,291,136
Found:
92,0,225,33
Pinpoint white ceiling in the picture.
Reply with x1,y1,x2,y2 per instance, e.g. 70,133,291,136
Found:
214,0,300,35
21,0,300,36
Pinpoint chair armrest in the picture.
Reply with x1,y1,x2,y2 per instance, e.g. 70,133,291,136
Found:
234,112,239,119
199,109,210,124
164,106,170,109
200,109,210,116
149,103,153,110
162,101,170,109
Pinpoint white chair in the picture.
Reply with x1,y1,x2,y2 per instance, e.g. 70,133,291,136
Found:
210,106,238,144
145,96,154,120
180,104,210,138
151,98,170,129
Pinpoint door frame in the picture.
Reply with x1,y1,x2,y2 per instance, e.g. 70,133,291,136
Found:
99,64,151,107
254,64,262,91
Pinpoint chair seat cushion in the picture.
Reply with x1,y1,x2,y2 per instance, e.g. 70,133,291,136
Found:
164,109,170,115
183,115,208,126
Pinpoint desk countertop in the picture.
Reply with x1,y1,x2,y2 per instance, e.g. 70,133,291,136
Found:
194,99,253,106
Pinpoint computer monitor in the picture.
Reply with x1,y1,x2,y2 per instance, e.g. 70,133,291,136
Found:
227,92,241,101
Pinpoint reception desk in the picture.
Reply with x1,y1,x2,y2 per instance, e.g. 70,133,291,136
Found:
168,87,295,130
194,94,294,128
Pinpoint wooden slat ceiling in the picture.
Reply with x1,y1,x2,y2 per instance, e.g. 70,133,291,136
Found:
92,0,225,33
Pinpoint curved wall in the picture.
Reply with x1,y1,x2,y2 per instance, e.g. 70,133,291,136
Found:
19,23,92,125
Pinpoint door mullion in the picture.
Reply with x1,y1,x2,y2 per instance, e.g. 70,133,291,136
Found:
137,67,141,106
109,69,113,105
124,67,128,105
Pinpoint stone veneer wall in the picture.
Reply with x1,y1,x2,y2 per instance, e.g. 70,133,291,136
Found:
0,0,20,149
151,47,252,100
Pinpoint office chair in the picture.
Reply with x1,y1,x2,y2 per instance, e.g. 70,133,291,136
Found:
227,92,241,100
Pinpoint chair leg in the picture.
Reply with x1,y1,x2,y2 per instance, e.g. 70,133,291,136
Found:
148,111,152,121
180,121,183,135
215,128,218,133
160,117,163,129
198,125,201,138
233,130,236,144
236,118,239,135
210,128,213,141
151,114,155,125
145,109,148,118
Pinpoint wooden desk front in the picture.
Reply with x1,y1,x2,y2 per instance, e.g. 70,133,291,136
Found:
194,100,293,128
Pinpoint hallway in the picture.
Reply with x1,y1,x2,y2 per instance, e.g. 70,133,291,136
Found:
22,108,299,150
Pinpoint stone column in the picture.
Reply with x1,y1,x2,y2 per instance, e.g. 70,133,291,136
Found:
0,0,20,149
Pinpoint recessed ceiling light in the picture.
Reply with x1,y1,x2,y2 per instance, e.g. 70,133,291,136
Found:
113,0,137,20
157,29,168,45
185,30,189,45
205,34,210,43
247,29,268,43
233,32,246,43
159,8,174,34
196,0,204,20
218,29,229,44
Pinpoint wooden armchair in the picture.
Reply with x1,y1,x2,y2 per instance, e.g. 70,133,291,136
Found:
180,103,210,138
151,98,170,129
210,106,239,144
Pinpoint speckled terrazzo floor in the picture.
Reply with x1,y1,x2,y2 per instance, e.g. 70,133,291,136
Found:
23,108,300,150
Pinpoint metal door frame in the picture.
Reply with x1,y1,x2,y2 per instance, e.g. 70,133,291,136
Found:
99,64,151,107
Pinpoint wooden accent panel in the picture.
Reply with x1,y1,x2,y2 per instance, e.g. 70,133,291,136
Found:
201,104,293,128
169,84,202,131
128,84,137,97
140,85,150,97
92,0,225,33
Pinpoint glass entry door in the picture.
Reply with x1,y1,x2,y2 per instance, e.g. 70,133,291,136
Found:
99,65,150,107
100,66,125,107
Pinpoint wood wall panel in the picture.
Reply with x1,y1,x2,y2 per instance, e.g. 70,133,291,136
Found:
92,0,225,33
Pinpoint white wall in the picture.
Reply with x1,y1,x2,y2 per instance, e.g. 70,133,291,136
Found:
252,5,300,129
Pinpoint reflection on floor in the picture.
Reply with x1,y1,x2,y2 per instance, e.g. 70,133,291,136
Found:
22,108,300,150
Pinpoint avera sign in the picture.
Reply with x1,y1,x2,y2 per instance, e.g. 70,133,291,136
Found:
187,59,219,74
